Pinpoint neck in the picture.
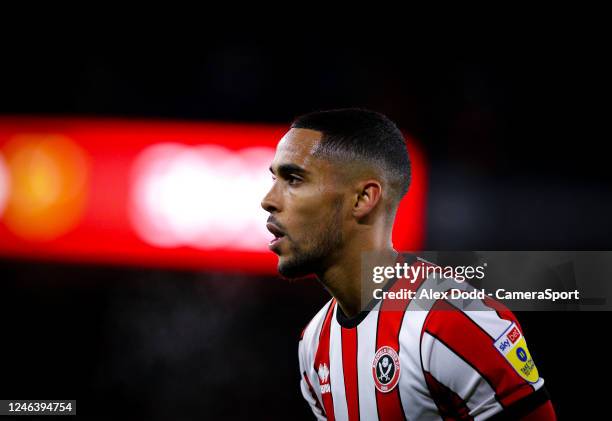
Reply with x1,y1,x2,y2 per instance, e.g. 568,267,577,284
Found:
317,233,397,319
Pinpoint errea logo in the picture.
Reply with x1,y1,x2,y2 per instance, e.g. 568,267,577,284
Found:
318,363,329,383
318,363,330,394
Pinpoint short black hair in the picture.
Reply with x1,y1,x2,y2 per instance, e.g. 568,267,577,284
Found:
291,108,411,207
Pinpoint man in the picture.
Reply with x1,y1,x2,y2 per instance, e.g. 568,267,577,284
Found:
261,109,556,420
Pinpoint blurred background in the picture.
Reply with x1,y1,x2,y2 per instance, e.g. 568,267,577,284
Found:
1,30,610,420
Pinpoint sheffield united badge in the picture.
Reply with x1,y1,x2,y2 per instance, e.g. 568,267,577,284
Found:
372,346,401,393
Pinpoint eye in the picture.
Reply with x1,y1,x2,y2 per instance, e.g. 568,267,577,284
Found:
287,175,302,186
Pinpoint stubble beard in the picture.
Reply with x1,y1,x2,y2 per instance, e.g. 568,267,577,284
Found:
278,201,344,279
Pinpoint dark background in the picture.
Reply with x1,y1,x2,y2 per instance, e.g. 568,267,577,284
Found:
1,31,610,420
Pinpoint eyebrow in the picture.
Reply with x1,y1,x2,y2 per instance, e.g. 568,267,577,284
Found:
269,163,309,177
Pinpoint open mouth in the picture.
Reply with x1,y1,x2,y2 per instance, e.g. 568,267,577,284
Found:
266,223,286,248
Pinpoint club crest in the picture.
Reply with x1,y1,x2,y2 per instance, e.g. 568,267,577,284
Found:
372,346,401,392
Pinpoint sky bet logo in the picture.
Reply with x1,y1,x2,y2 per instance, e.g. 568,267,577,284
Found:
507,327,521,344
495,324,523,354
498,326,522,352
498,338,512,352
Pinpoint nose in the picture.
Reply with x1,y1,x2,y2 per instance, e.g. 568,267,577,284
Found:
261,183,280,213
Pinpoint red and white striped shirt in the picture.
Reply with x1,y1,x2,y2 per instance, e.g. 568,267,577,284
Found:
298,256,548,420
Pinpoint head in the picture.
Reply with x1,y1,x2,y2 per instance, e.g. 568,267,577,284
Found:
261,108,411,278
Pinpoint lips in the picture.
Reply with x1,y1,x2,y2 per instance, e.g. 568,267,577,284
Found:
266,222,286,251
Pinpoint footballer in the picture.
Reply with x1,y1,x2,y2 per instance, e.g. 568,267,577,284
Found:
261,109,556,420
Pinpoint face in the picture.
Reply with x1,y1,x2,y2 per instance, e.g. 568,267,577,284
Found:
261,128,347,278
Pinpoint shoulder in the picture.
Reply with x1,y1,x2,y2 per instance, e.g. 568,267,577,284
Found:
420,294,543,402
422,294,520,343
420,292,524,370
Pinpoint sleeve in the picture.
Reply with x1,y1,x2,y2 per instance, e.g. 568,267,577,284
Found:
420,298,555,420
299,337,327,420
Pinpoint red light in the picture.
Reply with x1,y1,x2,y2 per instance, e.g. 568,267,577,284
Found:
0,117,427,273
130,143,274,250
2,134,89,241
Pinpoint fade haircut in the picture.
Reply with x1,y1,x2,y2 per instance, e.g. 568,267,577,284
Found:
291,108,411,208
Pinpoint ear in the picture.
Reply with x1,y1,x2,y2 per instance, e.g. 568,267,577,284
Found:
352,180,383,219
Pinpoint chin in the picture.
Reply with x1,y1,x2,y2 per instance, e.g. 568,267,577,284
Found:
278,256,318,280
